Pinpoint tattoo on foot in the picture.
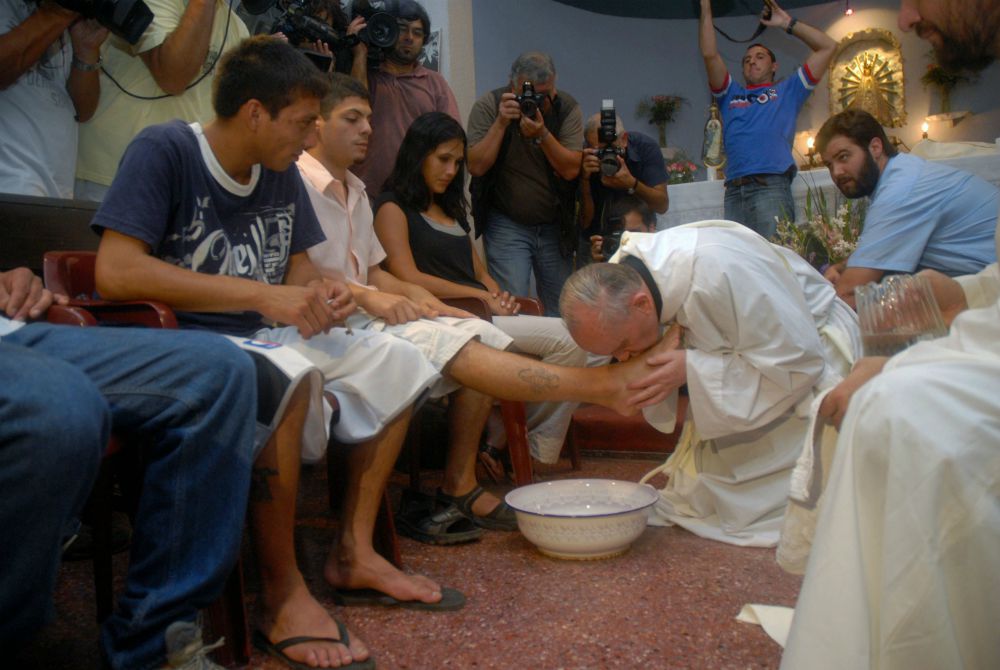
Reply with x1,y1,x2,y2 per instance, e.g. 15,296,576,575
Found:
250,466,278,502
517,367,559,393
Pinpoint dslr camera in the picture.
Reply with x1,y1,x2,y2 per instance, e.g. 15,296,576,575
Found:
515,81,547,118
600,218,624,259
54,0,153,45
596,99,624,178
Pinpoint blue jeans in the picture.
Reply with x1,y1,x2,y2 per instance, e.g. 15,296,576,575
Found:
483,209,573,316
724,173,794,240
0,324,257,670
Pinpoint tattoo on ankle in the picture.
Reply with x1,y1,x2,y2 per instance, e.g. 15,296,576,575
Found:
250,466,278,502
517,367,559,393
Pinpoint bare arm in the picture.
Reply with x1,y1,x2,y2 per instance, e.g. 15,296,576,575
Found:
374,201,495,301
65,19,108,122
139,0,218,96
833,266,885,309
467,92,520,177
95,230,348,338
699,0,728,91
0,2,75,89
762,1,837,77
522,110,581,181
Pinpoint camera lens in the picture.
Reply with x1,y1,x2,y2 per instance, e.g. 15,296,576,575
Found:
519,98,538,117
363,11,399,48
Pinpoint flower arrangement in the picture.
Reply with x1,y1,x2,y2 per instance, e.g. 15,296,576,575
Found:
636,94,686,146
772,185,867,269
920,58,970,113
666,151,699,184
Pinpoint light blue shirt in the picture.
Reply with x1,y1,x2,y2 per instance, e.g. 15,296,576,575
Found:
848,153,999,276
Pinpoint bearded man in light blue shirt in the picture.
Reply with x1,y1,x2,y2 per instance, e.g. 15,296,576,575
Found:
817,109,998,307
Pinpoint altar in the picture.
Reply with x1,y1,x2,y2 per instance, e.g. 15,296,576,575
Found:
658,143,1000,230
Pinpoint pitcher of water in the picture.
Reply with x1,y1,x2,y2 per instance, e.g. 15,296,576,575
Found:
855,274,948,357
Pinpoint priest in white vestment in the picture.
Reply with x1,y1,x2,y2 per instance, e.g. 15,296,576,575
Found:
781,262,1000,668
560,222,861,546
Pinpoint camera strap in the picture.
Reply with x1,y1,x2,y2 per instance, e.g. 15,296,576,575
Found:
714,21,767,43
712,0,769,43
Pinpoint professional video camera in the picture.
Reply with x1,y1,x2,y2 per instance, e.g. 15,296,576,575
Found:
515,81,547,118
596,99,624,178
54,0,153,45
245,0,398,59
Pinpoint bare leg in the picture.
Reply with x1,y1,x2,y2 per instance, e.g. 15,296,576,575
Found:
252,381,368,668
445,339,664,415
440,387,503,516
324,405,443,604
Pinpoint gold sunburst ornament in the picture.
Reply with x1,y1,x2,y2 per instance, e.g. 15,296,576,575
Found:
829,28,906,127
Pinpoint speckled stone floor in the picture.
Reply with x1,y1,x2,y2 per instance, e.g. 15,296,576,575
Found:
18,455,801,670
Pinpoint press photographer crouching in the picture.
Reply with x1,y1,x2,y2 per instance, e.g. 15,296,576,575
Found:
589,195,657,262
579,104,669,265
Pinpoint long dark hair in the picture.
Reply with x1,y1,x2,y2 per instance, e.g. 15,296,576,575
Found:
383,111,468,226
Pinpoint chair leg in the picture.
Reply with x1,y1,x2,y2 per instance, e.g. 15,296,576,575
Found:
500,401,533,487
205,559,250,667
563,427,582,471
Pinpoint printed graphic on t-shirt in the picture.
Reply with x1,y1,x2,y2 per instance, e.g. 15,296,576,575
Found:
728,88,778,109
162,196,296,285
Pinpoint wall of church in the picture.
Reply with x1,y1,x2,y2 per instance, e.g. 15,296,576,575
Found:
468,0,1000,175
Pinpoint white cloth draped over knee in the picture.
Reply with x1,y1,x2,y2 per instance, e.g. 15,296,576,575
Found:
781,298,1000,670
624,221,859,547
257,324,440,452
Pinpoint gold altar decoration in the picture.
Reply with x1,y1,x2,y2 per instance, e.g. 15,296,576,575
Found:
829,28,906,128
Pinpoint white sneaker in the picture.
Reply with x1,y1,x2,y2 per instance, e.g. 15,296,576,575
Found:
163,620,225,669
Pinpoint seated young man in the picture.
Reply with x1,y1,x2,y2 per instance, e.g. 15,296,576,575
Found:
298,73,520,539
91,36,653,667
0,267,258,670
818,109,998,307
92,35,439,670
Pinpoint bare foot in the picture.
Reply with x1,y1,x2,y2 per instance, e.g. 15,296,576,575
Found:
259,582,369,668
604,325,685,416
325,548,443,605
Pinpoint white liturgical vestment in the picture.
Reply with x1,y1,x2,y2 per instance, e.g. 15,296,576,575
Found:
781,220,1000,670
620,222,860,546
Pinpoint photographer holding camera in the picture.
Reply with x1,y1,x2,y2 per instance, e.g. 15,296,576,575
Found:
467,51,583,317
74,0,249,201
0,0,108,198
579,106,668,265
588,196,658,263
352,0,459,198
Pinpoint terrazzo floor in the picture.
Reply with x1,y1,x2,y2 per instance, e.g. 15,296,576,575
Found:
18,455,801,670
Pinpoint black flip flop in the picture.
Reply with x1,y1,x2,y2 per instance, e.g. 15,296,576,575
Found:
252,621,375,669
331,586,466,611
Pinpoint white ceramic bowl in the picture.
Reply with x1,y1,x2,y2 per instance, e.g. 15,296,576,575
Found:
505,479,659,560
